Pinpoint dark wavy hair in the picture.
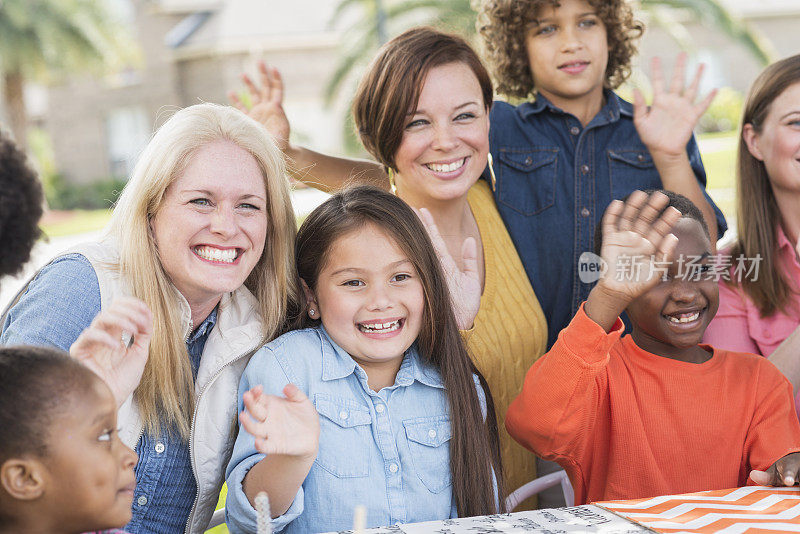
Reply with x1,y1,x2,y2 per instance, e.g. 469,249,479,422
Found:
477,0,644,99
296,185,504,517
0,130,43,277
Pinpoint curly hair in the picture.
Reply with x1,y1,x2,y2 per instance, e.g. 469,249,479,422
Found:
0,130,43,278
477,0,644,99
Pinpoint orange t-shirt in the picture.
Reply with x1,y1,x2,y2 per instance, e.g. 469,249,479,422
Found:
506,304,800,505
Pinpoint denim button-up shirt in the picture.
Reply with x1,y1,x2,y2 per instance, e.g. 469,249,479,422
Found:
485,90,727,347
225,327,486,534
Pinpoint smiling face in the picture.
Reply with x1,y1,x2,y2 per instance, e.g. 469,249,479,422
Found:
306,223,425,383
626,218,719,361
42,376,137,531
393,62,490,206
744,81,800,198
150,139,268,311
524,0,608,113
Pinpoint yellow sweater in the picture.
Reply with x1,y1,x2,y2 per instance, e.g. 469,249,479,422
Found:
465,180,548,508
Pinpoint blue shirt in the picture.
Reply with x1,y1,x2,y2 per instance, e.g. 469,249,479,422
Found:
1,253,217,534
485,90,727,347
225,326,487,534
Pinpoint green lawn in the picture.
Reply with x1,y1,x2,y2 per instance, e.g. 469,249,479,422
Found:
697,131,738,225
39,208,112,238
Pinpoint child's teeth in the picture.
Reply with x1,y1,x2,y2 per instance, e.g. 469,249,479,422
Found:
668,312,700,324
360,320,401,333
194,246,237,263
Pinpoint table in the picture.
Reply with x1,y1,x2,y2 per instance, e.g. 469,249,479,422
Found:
324,486,800,533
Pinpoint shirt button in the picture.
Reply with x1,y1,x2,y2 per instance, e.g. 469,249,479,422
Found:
581,207,590,218
339,410,348,420
137,495,148,506
637,153,646,162
580,164,590,174
389,463,399,473
570,126,580,135
375,404,385,413
155,442,165,454
524,156,533,165
428,429,437,439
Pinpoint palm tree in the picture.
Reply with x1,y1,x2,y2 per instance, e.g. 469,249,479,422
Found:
325,0,774,107
0,0,134,150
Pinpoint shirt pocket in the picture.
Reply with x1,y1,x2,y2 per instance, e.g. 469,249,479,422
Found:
496,148,558,216
314,395,372,478
607,149,661,201
403,415,452,493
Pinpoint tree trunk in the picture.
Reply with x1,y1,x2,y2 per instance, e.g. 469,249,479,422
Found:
3,70,28,152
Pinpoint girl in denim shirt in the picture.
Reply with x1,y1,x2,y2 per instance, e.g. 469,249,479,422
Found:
225,186,502,533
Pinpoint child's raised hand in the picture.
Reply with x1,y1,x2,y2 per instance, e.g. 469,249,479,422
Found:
750,452,800,486
240,384,320,459
69,297,153,407
596,190,681,304
633,53,717,159
228,60,291,152
416,207,481,330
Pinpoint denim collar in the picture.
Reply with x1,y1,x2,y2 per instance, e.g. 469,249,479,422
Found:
318,325,444,389
187,306,217,344
517,88,631,124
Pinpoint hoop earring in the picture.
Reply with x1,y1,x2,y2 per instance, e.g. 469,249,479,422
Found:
388,168,397,195
487,152,497,192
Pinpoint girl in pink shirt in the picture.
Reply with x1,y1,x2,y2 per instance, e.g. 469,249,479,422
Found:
704,54,800,415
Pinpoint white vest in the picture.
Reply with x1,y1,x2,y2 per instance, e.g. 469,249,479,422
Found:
12,240,266,534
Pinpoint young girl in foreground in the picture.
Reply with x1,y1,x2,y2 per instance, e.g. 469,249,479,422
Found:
225,186,502,533
0,346,137,534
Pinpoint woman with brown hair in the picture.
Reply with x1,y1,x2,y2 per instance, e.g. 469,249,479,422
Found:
704,54,800,411
231,27,548,507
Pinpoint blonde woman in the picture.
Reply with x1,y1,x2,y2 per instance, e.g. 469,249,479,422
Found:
0,103,302,534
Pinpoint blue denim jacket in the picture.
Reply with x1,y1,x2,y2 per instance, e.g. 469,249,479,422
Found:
225,326,487,534
485,90,727,347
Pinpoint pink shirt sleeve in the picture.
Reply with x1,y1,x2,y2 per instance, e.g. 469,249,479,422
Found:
704,280,760,354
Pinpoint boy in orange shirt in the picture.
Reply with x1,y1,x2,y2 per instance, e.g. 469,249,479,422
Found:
506,190,800,505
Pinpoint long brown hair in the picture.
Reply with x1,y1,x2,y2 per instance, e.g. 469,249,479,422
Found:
730,54,800,316
353,27,493,173
296,186,504,516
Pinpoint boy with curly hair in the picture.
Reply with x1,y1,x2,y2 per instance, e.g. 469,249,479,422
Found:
0,129,43,279
477,0,726,349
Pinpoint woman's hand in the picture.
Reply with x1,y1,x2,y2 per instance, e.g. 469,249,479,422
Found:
633,53,717,159
69,297,153,407
417,208,481,330
229,60,291,152
750,452,800,486
239,384,320,459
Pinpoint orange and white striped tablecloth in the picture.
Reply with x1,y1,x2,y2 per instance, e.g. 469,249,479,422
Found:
598,486,800,533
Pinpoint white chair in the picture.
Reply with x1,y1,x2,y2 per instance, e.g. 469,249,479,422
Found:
504,469,574,512
205,508,226,531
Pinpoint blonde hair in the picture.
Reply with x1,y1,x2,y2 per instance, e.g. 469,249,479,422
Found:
108,103,300,438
